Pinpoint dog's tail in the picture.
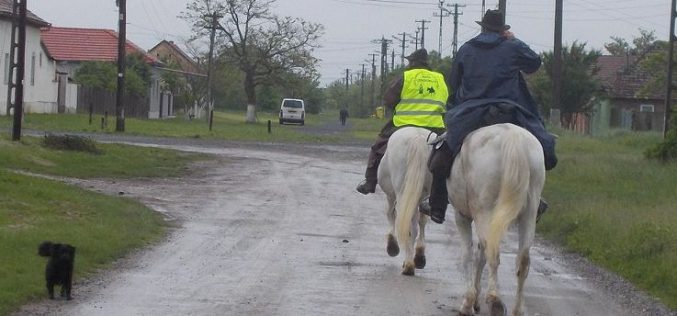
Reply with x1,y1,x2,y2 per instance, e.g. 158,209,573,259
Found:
38,241,53,257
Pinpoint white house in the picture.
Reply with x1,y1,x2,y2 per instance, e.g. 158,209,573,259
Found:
0,0,62,115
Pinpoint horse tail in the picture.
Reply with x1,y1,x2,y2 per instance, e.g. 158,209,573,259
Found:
485,127,530,261
396,132,429,248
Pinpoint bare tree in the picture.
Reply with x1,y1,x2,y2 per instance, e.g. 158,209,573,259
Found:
183,0,323,123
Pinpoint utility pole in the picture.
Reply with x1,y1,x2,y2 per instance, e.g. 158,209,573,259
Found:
442,3,465,58
369,53,378,110
115,0,126,132
413,29,420,50
552,0,563,126
664,0,676,138
5,0,18,117
377,37,392,106
498,0,506,17
415,19,430,49
481,0,486,17
345,69,350,90
433,0,449,55
391,49,395,73
8,0,26,141
361,63,365,115
393,32,408,68
205,12,221,131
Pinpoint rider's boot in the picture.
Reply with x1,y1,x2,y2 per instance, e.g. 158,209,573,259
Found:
356,153,382,195
419,173,448,224
419,142,453,224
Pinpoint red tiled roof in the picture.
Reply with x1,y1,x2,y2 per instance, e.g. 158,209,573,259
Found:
0,0,50,27
595,55,660,99
40,26,158,64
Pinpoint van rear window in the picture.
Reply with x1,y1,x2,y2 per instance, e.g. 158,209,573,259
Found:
283,100,303,108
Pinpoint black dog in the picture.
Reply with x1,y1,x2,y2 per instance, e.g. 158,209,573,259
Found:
38,241,75,300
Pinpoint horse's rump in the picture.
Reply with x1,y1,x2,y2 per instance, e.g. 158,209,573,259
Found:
449,123,544,220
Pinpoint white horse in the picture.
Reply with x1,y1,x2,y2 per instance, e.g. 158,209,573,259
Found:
449,123,546,316
377,126,434,275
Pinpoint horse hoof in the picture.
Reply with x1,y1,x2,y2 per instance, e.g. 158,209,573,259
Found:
386,235,399,257
489,300,506,316
414,254,426,269
401,263,415,276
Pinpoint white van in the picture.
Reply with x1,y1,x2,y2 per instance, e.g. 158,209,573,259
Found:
279,98,305,125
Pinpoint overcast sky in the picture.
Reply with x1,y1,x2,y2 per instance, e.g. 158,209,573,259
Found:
29,0,671,86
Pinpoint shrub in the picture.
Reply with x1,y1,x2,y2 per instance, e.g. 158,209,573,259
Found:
42,134,102,154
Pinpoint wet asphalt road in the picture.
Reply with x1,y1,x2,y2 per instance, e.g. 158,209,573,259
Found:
13,130,674,316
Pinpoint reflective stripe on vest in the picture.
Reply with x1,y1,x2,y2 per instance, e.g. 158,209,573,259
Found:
393,69,449,128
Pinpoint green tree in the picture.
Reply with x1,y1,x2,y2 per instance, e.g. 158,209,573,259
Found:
182,0,323,123
605,29,657,58
528,41,602,127
74,53,151,97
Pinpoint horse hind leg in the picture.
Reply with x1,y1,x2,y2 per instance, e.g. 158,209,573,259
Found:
386,234,399,257
457,212,481,315
414,213,426,269
385,196,399,257
401,219,418,276
400,209,419,276
485,239,507,316
513,249,530,316
513,202,536,316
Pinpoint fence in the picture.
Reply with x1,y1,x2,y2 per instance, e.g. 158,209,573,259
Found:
76,86,149,119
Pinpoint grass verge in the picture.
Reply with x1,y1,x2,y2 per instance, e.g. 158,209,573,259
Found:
0,134,207,315
0,110,385,144
0,169,166,315
539,130,677,309
0,135,205,179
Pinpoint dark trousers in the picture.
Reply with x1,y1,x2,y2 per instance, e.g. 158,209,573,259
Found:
427,141,453,211
363,119,398,182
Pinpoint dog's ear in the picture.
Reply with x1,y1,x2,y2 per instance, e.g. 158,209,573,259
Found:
38,241,53,257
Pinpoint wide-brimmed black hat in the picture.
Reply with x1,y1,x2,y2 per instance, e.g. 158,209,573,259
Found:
405,48,428,63
476,9,510,32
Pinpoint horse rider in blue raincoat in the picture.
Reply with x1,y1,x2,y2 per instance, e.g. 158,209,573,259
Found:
419,9,558,224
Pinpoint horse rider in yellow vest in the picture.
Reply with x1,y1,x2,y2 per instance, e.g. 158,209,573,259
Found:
356,48,450,195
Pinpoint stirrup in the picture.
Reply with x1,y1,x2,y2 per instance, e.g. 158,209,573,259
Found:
418,198,445,224
427,131,447,146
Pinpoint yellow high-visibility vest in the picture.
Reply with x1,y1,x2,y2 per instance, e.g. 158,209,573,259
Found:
393,69,449,128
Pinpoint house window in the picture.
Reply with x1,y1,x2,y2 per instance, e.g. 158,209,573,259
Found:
31,52,36,85
639,104,654,112
4,53,9,85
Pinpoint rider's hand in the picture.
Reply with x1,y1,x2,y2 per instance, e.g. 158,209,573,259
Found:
501,30,515,40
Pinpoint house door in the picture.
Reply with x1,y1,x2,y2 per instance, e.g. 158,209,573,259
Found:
57,74,67,113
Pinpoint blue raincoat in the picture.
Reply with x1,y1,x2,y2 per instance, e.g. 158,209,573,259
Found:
445,32,557,170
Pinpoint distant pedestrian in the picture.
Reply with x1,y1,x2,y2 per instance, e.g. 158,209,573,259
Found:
339,108,349,126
